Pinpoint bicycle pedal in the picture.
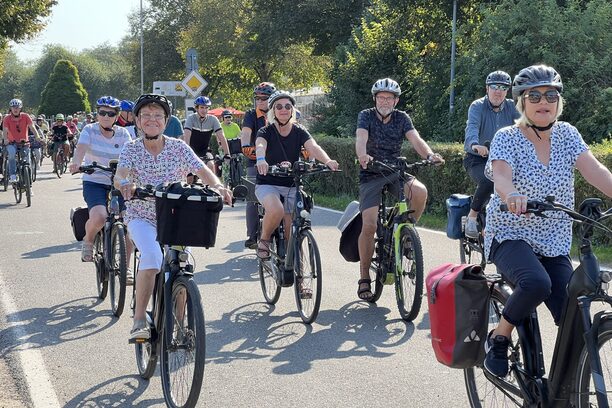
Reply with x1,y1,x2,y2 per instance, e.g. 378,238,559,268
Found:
128,338,147,344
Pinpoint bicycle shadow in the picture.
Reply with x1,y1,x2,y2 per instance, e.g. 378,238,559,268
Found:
62,374,165,407
205,301,415,375
222,239,249,254
0,296,116,358
193,254,258,285
21,242,80,259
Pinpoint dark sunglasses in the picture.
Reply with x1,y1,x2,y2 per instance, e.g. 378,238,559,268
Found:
274,103,293,111
525,90,560,104
255,96,269,101
223,116,232,119
97,110,118,117
489,84,509,91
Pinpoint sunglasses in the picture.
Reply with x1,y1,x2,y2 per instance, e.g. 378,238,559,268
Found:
223,116,232,119
255,96,269,101
274,103,293,111
97,110,118,117
489,84,509,91
524,90,560,104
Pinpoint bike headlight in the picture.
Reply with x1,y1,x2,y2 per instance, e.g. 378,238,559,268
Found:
601,269,611,284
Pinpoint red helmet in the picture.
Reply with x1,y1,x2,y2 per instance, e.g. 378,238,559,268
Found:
253,82,276,96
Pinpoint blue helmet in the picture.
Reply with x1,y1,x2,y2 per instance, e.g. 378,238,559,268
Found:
120,100,134,112
96,96,121,111
194,96,212,107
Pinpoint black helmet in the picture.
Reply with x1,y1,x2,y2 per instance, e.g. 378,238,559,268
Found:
512,65,563,98
268,91,296,111
221,110,232,117
485,71,511,86
133,94,171,118
253,82,276,96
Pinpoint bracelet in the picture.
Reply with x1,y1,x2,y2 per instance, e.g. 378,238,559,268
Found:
506,191,521,198
256,157,265,162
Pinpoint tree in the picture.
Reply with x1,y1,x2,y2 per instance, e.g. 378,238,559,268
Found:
0,50,31,105
23,44,76,107
38,59,90,116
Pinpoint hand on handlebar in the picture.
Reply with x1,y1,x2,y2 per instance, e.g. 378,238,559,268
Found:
68,162,80,174
427,153,445,165
119,181,136,201
358,154,372,169
256,159,269,176
325,159,340,171
472,145,489,157
504,191,530,216
212,184,233,206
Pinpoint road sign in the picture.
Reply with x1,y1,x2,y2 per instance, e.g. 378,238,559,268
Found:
186,48,198,74
152,81,186,97
181,70,208,97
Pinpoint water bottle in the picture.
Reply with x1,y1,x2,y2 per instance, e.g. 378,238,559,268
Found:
461,216,467,233
109,195,120,214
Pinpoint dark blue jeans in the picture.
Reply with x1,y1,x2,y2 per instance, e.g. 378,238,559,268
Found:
490,239,573,326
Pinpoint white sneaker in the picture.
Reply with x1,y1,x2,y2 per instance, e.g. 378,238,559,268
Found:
464,217,479,239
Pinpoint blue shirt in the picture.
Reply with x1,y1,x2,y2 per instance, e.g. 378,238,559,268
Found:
464,97,519,155
164,115,184,138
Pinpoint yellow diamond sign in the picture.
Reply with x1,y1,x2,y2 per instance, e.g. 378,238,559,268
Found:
181,71,208,97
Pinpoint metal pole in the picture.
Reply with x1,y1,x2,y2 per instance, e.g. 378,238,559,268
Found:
140,0,144,94
449,0,457,118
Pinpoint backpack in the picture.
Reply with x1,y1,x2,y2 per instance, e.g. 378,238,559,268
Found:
70,207,89,242
446,194,471,239
426,263,490,368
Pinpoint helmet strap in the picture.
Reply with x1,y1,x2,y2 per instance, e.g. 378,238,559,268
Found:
529,122,555,140
275,117,291,127
145,134,160,140
101,125,114,132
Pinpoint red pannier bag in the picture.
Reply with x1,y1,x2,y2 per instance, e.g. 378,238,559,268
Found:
426,263,490,368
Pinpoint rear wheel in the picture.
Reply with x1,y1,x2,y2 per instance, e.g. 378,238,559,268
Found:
93,233,108,300
135,311,157,379
1,154,8,191
259,232,281,304
160,276,206,408
395,226,424,322
367,223,385,303
574,319,612,407
109,224,128,317
23,166,32,207
459,237,487,268
294,230,322,324
31,156,37,182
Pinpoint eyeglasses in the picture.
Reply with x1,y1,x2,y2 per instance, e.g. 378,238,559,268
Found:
524,90,560,104
375,95,397,103
274,103,293,111
255,96,269,101
223,116,232,119
489,84,509,91
196,105,209,109
97,110,117,117
139,113,166,121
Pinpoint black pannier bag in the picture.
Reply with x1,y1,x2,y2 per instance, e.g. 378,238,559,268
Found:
446,194,471,239
155,182,223,248
227,138,242,155
70,207,89,242
337,201,362,262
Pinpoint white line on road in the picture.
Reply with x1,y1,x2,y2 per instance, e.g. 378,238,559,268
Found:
0,272,61,408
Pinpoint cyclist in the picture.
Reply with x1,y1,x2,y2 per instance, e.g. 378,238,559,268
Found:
355,78,444,301
2,99,40,183
28,116,44,172
49,114,72,166
483,65,612,377
80,113,94,130
255,90,338,262
37,114,49,133
163,104,184,139
183,96,231,172
463,71,519,238
116,100,136,139
69,96,133,265
220,110,241,140
66,115,79,157
113,94,232,341
240,82,276,249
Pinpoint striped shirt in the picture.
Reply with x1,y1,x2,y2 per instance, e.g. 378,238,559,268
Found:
78,123,133,185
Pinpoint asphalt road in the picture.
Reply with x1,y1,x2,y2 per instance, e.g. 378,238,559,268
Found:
0,161,564,408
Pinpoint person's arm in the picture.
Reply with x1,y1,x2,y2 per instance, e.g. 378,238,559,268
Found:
2,126,8,144
183,128,192,145
355,128,371,169
304,139,339,170
576,150,612,198
464,101,482,153
491,159,527,215
215,129,230,157
68,129,90,173
405,129,444,163
194,165,232,204
255,136,269,175
28,124,42,142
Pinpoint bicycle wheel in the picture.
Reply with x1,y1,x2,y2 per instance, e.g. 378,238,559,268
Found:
293,229,322,324
464,286,527,407
53,154,61,178
31,157,37,183
13,171,22,204
2,160,8,191
160,276,206,408
395,226,424,322
258,232,281,304
574,319,612,407
368,223,385,303
23,166,32,207
135,313,158,379
109,224,128,317
93,233,108,299
459,237,487,268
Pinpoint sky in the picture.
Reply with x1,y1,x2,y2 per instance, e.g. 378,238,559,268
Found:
11,0,144,62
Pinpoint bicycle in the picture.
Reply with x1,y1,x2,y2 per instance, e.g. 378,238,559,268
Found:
74,161,129,318
1,145,8,192
129,185,213,408
52,141,69,178
257,160,335,324
10,142,33,207
30,147,40,183
464,196,612,408
365,158,435,322
458,197,488,269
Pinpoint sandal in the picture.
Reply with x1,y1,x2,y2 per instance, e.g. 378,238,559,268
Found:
297,278,313,299
357,278,374,301
81,242,94,262
257,239,271,260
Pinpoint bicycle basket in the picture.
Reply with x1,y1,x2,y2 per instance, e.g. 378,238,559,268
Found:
155,182,223,248
446,194,471,239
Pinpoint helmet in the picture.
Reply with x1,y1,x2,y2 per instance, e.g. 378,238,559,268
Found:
133,94,171,118
96,96,121,110
485,71,512,86
120,100,134,112
253,82,276,96
55,114,65,121
194,96,212,107
36,115,44,121
371,78,401,96
268,91,296,111
9,98,23,108
295,109,301,120
221,110,232,117
512,65,563,98
86,113,93,118
67,115,73,121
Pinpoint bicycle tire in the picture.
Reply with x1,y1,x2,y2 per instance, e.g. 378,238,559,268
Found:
53,155,61,178
459,237,487,268
368,223,385,303
13,172,22,204
395,226,424,322
31,157,37,183
293,229,322,324
135,314,158,379
93,233,108,299
2,157,7,192
160,276,206,408
464,286,527,407
24,166,32,207
109,224,128,318
574,318,612,407
258,232,281,304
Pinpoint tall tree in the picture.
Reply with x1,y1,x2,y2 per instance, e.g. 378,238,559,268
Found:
23,44,75,107
38,59,90,116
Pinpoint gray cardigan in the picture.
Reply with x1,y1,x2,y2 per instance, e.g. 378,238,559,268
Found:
464,96,519,155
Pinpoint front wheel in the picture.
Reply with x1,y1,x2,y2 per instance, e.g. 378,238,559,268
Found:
258,231,281,304
574,319,612,408
293,230,322,324
367,224,385,303
23,166,32,207
109,224,128,317
395,226,424,322
13,172,22,204
160,276,206,408
93,233,108,300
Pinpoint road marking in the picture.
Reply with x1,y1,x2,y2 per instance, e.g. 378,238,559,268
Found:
0,273,61,408
5,231,45,235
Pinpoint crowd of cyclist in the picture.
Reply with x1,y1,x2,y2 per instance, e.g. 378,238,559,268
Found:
3,63,611,380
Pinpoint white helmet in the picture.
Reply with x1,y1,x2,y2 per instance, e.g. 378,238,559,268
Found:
371,78,401,96
9,98,23,108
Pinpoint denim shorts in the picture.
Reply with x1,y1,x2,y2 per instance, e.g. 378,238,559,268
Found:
255,184,297,214
358,173,415,212
83,181,125,210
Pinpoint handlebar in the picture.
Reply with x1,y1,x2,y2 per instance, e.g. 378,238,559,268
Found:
267,161,338,177
367,157,435,174
72,160,118,175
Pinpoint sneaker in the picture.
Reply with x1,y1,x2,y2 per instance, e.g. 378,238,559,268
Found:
464,217,479,239
484,330,510,377
9,175,17,183
125,268,134,286
130,320,150,341
244,237,258,250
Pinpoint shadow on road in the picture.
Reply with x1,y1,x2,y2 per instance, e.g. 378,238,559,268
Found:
193,254,258,285
62,374,165,407
205,300,415,375
21,242,80,259
0,297,117,357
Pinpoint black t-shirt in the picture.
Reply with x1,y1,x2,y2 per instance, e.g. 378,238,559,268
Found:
243,108,267,166
256,123,311,187
51,124,69,142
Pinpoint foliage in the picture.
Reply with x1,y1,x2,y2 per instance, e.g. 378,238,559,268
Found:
0,49,31,106
38,59,90,116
